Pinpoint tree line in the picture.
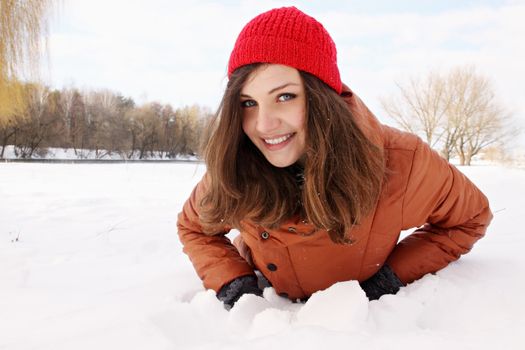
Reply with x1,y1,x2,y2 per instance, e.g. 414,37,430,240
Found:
1,66,519,164
0,81,211,159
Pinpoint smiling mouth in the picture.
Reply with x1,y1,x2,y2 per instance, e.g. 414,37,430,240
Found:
263,133,295,145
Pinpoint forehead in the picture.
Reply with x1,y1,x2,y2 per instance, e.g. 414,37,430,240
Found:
242,64,303,93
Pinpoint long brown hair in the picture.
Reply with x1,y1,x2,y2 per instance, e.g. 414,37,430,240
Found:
200,64,384,243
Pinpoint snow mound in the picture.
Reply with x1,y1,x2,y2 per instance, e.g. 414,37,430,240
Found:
296,281,368,332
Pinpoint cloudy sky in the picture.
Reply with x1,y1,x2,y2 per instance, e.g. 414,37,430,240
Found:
43,0,525,145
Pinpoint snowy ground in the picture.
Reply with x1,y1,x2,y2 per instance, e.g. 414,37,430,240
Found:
1,162,524,349
1,146,198,161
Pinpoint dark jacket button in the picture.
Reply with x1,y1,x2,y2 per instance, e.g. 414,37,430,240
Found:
261,231,270,240
267,263,277,271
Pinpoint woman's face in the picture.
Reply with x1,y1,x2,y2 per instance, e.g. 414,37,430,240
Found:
240,64,306,168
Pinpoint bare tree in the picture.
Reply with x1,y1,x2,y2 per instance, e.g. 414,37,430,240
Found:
59,87,75,146
446,67,516,165
83,89,120,158
173,104,209,157
110,95,135,157
42,89,67,148
381,66,517,165
380,71,450,148
126,103,162,159
12,83,59,158
158,104,177,158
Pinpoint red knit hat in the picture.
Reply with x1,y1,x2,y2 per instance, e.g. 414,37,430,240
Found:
228,6,342,94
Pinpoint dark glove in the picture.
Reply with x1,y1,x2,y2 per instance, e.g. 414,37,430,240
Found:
359,264,404,300
217,275,263,309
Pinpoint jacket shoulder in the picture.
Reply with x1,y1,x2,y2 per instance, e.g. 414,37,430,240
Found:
381,124,420,152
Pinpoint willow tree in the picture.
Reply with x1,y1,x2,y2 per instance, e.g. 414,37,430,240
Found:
0,0,55,125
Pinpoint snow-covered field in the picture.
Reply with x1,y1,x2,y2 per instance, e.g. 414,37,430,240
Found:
1,162,524,349
1,146,198,161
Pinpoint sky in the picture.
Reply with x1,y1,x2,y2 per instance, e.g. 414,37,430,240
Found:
43,0,525,146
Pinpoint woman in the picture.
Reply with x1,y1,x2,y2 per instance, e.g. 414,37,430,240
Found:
177,6,492,308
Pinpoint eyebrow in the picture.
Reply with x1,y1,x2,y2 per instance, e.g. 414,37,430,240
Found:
240,82,300,98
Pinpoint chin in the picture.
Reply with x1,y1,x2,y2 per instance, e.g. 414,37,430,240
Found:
266,156,298,168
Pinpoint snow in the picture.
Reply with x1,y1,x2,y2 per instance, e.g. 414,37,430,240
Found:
1,145,198,161
1,162,524,349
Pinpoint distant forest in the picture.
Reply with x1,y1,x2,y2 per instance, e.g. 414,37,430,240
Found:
0,82,212,159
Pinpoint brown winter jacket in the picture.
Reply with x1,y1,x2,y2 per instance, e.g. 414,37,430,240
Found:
177,85,493,300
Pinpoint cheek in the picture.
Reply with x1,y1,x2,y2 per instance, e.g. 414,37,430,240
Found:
241,113,254,137
295,107,307,131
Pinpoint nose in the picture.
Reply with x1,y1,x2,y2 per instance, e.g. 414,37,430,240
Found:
255,106,280,134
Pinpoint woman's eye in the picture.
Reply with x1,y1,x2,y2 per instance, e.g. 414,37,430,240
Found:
277,93,296,102
241,100,257,108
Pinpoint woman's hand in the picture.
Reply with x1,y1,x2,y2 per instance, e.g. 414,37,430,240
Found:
217,275,263,309
359,265,404,300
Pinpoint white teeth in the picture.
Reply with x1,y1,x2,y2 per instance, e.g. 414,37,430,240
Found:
264,133,293,145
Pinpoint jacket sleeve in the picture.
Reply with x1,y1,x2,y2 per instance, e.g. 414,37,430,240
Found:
177,174,255,292
385,138,493,285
